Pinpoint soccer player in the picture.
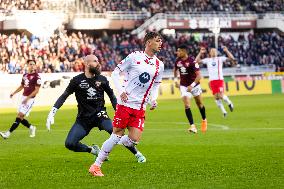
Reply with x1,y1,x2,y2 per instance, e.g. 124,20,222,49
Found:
173,45,207,133
195,46,236,117
89,32,164,176
0,60,39,139
46,55,146,163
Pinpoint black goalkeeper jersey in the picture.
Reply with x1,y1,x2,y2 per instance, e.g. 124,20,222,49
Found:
54,73,117,123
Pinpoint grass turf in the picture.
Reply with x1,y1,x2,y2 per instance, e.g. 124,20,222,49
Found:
0,94,283,189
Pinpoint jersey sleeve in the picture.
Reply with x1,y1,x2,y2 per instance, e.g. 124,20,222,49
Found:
102,77,117,110
155,63,164,84
201,58,208,64
220,56,228,63
117,53,133,72
53,77,76,109
36,74,42,86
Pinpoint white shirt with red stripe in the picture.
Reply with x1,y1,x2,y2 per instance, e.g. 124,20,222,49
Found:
114,51,164,110
202,56,227,81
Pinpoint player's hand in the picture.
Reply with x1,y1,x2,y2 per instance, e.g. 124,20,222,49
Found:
120,92,128,103
187,86,193,92
46,115,54,131
150,100,158,110
175,82,180,88
46,107,58,131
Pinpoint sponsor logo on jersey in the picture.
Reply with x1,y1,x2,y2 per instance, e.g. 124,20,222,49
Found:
87,87,97,99
139,72,151,84
212,62,216,66
180,67,187,74
95,81,101,87
79,81,89,89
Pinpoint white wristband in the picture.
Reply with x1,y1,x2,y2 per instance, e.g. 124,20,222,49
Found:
190,82,196,87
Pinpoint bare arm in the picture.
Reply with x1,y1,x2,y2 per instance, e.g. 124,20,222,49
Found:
10,85,24,98
187,70,202,91
195,47,206,64
223,46,237,65
173,66,179,88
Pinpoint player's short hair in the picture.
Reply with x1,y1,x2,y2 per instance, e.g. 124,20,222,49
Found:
27,59,36,64
177,44,188,53
143,31,161,46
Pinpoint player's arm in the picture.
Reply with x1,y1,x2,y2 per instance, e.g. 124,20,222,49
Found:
188,70,202,91
150,64,164,110
223,46,237,65
173,65,179,88
103,78,117,110
195,47,206,64
10,85,24,98
46,78,76,131
111,54,132,103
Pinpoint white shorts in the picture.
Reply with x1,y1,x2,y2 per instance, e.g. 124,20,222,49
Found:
18,96,35,116
180,85,202,98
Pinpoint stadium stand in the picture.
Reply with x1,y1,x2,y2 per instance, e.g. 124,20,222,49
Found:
82,0,284,13
0,0,42,11
0,30,283,74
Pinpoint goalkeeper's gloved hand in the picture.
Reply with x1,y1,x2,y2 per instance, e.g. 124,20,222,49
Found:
46,107,58,131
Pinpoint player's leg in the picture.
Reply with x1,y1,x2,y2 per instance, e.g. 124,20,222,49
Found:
222,94,234,112
90,105,128,176
211,80,227,117
1,97,35,139
180,86,196,133
65,120,95,153
100,119,145,162
194,94,207,133
0,112,24,139
215,93,227,117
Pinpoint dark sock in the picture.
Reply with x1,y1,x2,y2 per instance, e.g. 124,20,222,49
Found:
125,146,138,155
9,118,22,132
21,119,31,128
185,108,194,125
199,106,206,120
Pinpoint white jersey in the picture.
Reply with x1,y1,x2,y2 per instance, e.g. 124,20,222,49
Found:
116,51,164,110
202,56,227,81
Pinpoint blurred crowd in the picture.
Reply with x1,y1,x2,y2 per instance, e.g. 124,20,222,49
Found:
0,30,283,74
0,0,42,11
86,0,284,14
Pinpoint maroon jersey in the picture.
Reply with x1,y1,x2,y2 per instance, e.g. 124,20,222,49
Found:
175,56,200,87
21,72,41,97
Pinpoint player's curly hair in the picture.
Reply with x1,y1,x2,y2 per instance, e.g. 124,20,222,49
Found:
143,31,162,46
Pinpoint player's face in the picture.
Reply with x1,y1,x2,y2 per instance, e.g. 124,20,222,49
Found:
148,36,162,53
88,56,101,75
27,61,37,73
176,48,186,58
210,48,217,57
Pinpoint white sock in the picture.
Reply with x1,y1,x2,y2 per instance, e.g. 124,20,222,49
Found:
120,135,137,147
215,99,227,114
5,131,11,137
94,134,121,167
223,95,232,105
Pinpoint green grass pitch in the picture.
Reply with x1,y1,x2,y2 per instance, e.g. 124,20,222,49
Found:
0,94,283,189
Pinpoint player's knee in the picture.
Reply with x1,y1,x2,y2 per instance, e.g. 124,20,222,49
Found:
65,140,76,150
120,135,138,147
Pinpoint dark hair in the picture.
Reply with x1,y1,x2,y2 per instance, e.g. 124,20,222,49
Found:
177,44,188,50
143,32,161,46
27,59,36,64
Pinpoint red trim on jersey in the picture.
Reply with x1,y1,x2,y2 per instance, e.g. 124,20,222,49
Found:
217,58,221,80
140,60,160,110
